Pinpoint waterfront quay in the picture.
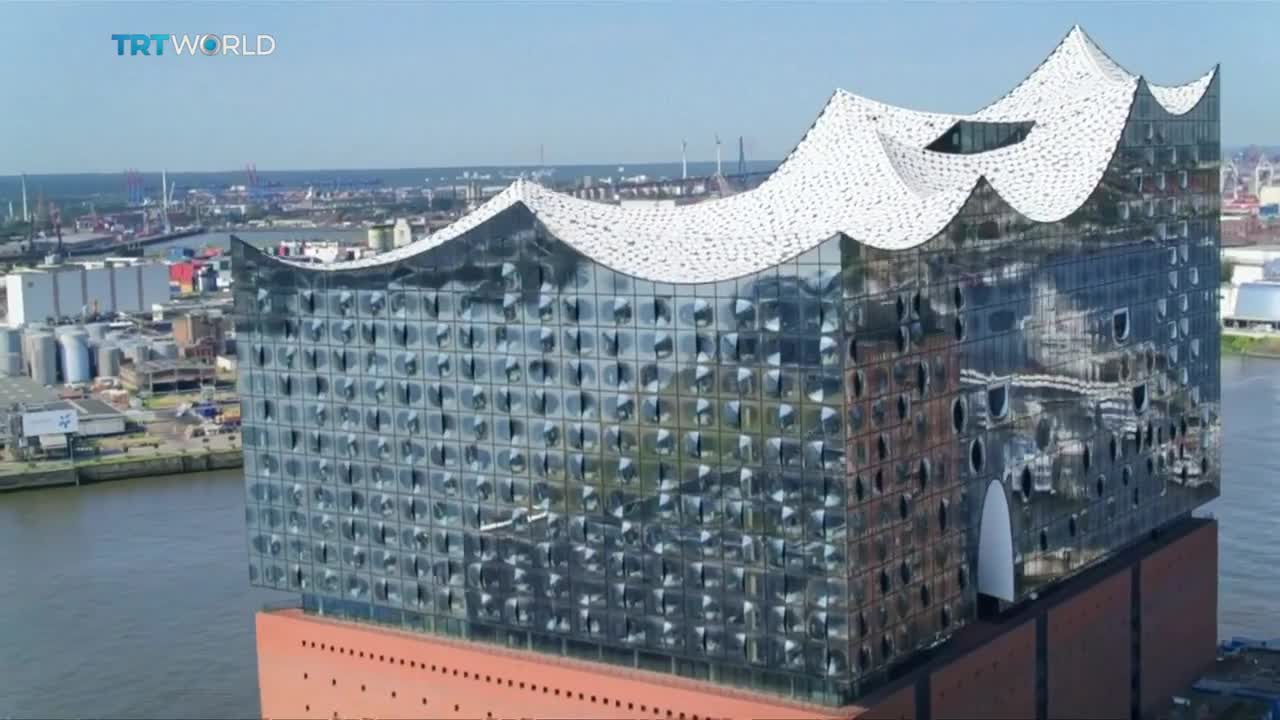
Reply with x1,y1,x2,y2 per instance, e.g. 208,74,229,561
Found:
0,371,243,493
0,447,242,492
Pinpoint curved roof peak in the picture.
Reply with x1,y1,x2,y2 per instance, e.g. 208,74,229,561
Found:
1066,24,1217,116
267,27,1216,283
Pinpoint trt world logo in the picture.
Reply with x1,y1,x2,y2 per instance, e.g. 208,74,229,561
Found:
111,33,276,57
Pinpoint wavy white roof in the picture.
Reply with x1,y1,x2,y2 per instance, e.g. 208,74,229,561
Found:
280,26,1214,284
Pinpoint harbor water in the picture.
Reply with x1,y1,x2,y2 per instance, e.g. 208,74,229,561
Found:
0,356,1274,718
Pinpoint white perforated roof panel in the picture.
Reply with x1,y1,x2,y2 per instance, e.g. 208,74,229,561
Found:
284,27,1214,283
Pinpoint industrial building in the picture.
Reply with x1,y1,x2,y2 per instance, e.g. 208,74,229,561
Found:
119,357,216,393
1219,246,1280,321
0,376,129,457
4,260,171,327
1224,281,1280,328
172,310,228,355
0,299,231,400
55,397,128,436
235,28,1221,719
270,239,377,265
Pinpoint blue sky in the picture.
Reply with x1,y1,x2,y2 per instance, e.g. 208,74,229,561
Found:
0,2,1273,174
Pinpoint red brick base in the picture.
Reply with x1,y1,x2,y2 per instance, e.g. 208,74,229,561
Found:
1140,519,1219,718
1046,570,1132,719
256,611,856,720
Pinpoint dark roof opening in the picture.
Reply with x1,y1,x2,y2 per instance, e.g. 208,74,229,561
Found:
927,121,1036,155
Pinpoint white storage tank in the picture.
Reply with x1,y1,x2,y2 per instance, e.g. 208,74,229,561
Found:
0,327,21,355
0,352,21,376
96,344,122,377
367,224,393,252
21,329,39,368
60,331,91,384
0,326,21,376
152,340,179,360
26,331,57,386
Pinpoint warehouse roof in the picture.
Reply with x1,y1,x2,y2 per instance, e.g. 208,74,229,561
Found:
0,376,60,407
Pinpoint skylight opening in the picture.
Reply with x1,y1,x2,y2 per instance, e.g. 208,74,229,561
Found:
926,121,1036,155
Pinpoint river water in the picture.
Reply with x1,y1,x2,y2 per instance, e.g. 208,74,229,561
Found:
1209,355,1280,640
0,471,278,718
0,356,1274,718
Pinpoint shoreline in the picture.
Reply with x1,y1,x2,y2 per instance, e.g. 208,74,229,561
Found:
1221,332,1280,359
0,448,242,493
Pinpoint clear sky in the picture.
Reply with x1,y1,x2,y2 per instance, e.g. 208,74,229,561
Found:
1,1,1274,174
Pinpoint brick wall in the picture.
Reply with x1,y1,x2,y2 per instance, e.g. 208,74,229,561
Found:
1140,521,1218,717
1046,569,1132,719
256,611,855,720
857,683,916,720
930,621,1036,720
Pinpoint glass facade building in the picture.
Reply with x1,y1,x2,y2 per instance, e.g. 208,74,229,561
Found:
235,29,1220,706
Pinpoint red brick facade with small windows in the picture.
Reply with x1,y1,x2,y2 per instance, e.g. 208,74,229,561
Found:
256,610,858,720
257,518,1218,720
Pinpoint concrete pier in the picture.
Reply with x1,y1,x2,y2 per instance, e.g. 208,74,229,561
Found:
0,449,242,493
